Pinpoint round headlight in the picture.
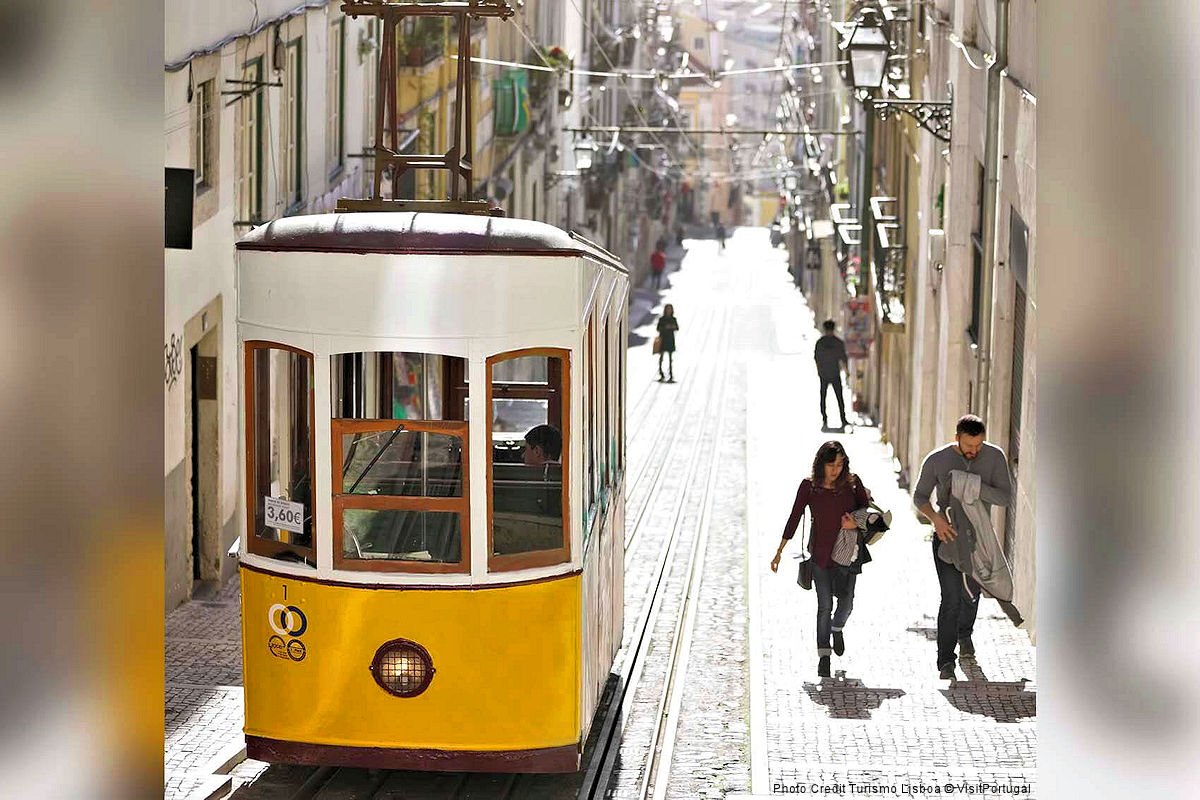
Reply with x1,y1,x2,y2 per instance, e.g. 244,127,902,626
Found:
370,638,435,698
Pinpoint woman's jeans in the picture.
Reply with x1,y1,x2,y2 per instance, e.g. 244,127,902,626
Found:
658,350,673,377
813,562,856,656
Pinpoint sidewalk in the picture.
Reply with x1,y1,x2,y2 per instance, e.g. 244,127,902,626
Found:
743,233,1036,795
164,576,250,800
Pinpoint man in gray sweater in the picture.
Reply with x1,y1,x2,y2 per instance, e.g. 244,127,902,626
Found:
912,414,1013,679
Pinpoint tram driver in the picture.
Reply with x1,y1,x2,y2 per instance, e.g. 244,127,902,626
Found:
522,424,562,467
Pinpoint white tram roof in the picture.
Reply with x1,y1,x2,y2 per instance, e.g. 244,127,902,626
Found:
235,212,627,341
236,211,625,272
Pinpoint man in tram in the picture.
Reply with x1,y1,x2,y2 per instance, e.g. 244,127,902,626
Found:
523,424,562,467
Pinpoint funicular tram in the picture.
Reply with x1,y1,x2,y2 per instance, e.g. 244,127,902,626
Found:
235,0,627,773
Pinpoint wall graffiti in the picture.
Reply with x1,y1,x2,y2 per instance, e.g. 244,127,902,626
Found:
165,333,184,389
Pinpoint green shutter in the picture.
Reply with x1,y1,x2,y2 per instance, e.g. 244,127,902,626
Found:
492,69,530,137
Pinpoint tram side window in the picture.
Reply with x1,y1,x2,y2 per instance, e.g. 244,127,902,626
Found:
585,317,595,511
488,350,569,568
247,344,315,564
603,311,612,487
618,307,627,475
330,352,469,572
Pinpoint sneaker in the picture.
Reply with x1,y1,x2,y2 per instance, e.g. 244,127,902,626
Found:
938,663,956,680
958,636,975,659
818,656,831,678
832,631,845,656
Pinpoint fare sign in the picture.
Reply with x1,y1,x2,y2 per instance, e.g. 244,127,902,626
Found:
264,496,305,533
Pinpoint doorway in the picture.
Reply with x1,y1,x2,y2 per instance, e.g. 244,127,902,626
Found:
187,326,220,592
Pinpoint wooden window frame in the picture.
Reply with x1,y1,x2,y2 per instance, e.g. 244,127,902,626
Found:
236,57,264,224
243,341,316,563
194,79,213,189
283,38,305,213
327,17,346,180
486,347,571,572
331,418,470,573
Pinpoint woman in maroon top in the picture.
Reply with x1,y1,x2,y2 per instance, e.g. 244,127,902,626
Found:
770,440,871,677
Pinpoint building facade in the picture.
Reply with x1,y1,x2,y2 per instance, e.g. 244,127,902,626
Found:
790,0,1037,636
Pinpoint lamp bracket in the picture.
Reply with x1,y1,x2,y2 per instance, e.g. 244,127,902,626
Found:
871,99,951,142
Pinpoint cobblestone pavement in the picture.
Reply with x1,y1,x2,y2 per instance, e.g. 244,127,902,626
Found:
740,228,1037,798
165,575,251,799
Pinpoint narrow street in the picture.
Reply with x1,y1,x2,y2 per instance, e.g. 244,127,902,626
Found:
166,227,1035,799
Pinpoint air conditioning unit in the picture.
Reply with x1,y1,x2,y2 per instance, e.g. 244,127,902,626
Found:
928,228,946,294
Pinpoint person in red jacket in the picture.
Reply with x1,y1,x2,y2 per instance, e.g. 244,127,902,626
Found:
650,246,667,289
770,440,871,677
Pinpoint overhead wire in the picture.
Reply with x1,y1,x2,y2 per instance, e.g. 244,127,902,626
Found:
566,0,704,169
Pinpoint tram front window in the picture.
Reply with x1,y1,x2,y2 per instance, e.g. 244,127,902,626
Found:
489,351,569,567
331,351,469,572
338,428,463,564
246,343,315,564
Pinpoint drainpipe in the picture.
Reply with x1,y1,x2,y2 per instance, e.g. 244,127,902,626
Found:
974,0,1009,422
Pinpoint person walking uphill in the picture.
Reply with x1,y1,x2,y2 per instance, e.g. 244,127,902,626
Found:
770,441,872,678
656,304,679,382
650,245,667,289
814,320,849,431
913,414,1014,680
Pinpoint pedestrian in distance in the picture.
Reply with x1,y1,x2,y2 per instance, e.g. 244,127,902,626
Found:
912,414,1014,680
716,221,728,252
675,223,684,247
814,320,850,431
650,245,667,290
656,304,679,382
770,440,873,678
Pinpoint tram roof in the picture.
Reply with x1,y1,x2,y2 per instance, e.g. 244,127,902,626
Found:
236,212,625,271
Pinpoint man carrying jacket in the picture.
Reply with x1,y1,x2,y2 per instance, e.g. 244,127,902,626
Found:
814,320,849,431
913,414,1013,680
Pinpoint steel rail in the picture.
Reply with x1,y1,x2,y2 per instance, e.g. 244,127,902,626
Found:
578,302,734,800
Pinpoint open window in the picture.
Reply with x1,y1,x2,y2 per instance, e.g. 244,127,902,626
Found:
245,342,315,565
331,352,469,573
487,348,570,571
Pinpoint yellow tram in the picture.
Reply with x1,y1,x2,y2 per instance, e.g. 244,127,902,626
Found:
235,212,627,771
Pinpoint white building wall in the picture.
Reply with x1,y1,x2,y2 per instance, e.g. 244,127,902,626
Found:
165,1,376,610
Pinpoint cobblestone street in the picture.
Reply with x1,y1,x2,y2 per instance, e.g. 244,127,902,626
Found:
742,229,1037,798
163,228,1035,799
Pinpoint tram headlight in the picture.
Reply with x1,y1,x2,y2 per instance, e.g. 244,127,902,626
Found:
370,638,435,698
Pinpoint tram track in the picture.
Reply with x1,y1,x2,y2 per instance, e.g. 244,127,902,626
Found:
623,300,722,496
282,765,518,799
575,298,735,800
622,305,729,557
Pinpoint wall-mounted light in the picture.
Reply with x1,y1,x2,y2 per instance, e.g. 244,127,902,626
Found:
574,138,598,171
841,10,890,90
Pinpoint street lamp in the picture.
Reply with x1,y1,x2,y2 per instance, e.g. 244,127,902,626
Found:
842,12,890,91
839,10,892,303
574,137,598,171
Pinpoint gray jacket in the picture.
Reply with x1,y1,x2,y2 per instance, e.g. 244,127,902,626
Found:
941,470,1015,602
